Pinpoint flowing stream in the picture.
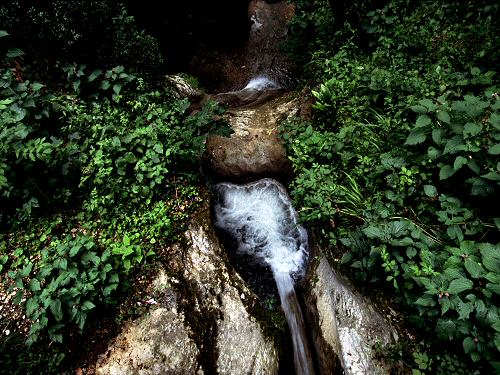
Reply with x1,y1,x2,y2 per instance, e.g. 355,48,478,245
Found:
213,179,315,375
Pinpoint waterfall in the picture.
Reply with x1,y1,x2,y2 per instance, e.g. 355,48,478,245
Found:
213,178,314,375
243,76,280,91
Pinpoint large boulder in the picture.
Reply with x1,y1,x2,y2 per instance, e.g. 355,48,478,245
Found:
304,255,402,375
202,94,300,183
95,208,280,374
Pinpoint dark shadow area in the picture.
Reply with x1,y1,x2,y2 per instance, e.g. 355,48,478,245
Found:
128,0,252,72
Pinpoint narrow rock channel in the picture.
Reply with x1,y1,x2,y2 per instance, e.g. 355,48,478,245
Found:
95,1,401,374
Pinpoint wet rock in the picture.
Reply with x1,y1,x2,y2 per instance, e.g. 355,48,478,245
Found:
304,255,401,375
95,208,279,375
177,209,280,375
165,74,203,100
188,0,297,92
203,94,300,182
203,133,291,183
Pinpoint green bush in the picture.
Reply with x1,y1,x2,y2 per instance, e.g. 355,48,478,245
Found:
8,234,119,345
283,0,500,371
1,29,229,354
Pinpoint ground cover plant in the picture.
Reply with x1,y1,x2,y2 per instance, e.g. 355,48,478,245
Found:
0,6,230,370
282,0,500,373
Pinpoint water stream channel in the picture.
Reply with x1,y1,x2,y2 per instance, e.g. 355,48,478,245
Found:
213,179,314,374
207,1,316,373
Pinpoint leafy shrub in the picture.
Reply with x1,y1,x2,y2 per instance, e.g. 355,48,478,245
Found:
1,28,229,355
0,0,163,73
283,0,500,371
8,235,119,345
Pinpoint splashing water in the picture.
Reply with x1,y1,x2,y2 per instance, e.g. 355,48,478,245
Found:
243,76,280,91
213,178,314,375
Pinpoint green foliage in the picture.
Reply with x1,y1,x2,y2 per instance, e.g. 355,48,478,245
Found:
0,28,228,357
8,235,119,345
0,1,163,73
283,0,500,371
0,317,65,375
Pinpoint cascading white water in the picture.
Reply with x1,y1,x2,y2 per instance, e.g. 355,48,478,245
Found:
243,76,280,91
213,178,314,375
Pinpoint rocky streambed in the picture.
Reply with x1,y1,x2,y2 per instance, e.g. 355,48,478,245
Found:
95,1,403,374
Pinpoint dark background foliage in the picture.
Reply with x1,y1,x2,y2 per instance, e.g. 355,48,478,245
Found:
0,0,251,75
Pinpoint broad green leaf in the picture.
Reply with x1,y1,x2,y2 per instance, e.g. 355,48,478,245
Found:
123,259,131,271
113,83,122,95
28,279,41,292
70,244,82,257
457,300,474,320
405,129,426,145
389,220,407,236
123,234,131,246
415,294,435,307
13,290,23,305
437,110,450,124
432,129,444,144
475,300,487,320
467,160,480,174
464,259,484,278
19,263,33,278
447,225,464,241
439,165,455,180
81,252,100,266
437,319,456,340
123,152,137,163
50,299,63,321
441,297,452,315
481,171,500,181
7,48,25,58
493,321,500,333
76,312,87,330
100,80,110,90
0,30,9,38
488,143,500,155
391,237,414,246
463,122,483,138
444,267,464,280
428,146,441,159
485,272,500,283
87,69,102,82
411,105,428,114
415,277,437,292
415,115,431,128
486,282,500,295
453,156,467,171
59,258,67,270
448,278,473,294
463,337,475,353
31,82,44,92
490,113,500,130
84,239,96,250
406,247,418,258
363,226,383,239
419,99,436,110
26,298,39,316
103,284,118,297
494,218,500,231
81,301,96,311
443,135,466,154
423,185,437,197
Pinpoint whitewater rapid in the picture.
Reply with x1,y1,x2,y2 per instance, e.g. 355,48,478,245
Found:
213,178,314,375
